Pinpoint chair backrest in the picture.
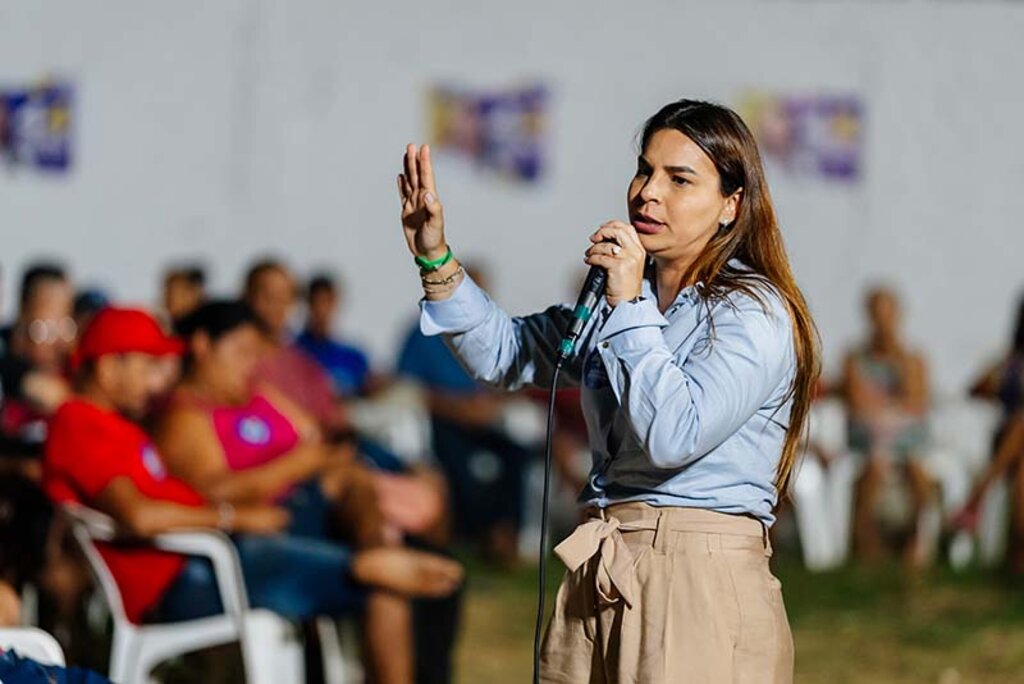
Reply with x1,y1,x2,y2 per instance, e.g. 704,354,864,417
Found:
0,626,66,666
807,398,849,454
62,502,131,625
929,398,1001,471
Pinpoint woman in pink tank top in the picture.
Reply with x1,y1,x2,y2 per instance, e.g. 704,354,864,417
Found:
154,301,352,511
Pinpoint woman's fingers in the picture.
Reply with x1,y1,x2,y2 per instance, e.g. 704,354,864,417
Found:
591,220,643,249
397,174,411,204
402,143,441,212
419,144,437,195
402,174,415,203
585,253,618,269
607,220,644,249
585,242,621,258
590,224,644,256
406,143,420,193
589,223,627,243
403,147,413,192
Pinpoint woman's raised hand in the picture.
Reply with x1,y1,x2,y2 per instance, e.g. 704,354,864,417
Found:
398,144,447,261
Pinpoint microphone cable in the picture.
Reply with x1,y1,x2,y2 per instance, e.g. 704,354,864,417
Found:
532,259,606,683
532,358,563,684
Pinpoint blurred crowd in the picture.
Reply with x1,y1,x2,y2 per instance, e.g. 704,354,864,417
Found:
0,258,1022,680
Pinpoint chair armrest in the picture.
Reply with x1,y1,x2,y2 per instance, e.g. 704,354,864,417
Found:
151,529,250,616
0,627,66,667
62,502,118,542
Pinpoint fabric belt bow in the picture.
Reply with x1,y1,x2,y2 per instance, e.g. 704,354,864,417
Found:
554,514,658,609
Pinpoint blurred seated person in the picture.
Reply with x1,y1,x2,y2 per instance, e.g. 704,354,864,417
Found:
0,264,75,633
954,411,1024,572
398,264,532,564
296,273,383,398
956,295,1024,571
242,262,447,527
969,293,1024,444
243,259,350,435
45,308,461,684
161,265,206,330
1,263,75,466
842,286,932,567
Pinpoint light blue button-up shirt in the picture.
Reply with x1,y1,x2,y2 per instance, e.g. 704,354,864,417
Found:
420,264,796,525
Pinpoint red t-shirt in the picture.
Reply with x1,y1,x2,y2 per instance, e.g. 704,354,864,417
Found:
43,398,205,624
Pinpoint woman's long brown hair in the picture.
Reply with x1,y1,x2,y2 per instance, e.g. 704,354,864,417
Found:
640,99,821,496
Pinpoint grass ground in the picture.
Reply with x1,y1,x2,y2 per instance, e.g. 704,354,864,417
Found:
455,555,1024,684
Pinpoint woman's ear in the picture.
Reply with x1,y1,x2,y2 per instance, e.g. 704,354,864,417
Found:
719,188,743,227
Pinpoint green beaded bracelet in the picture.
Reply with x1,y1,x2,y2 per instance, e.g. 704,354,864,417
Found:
415,246,453,272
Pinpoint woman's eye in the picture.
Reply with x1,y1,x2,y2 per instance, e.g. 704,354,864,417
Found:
672,176,689,186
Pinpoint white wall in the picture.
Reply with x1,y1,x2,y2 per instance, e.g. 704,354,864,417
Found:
1,0,1022,393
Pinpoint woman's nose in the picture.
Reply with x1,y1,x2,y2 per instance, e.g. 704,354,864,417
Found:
638,176,662,204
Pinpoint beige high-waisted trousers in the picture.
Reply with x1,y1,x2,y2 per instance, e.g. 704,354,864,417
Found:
540,503,793,684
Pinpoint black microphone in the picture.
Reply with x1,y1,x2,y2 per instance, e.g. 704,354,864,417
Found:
556,264,607,365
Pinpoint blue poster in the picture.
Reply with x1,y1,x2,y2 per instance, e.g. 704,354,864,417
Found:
428,82,548,183
739,91,862,183
0,79,74,173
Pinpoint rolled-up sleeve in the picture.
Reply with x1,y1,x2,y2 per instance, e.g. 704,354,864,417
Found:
419,275,580,390
420,275,493,335
596,292,793,469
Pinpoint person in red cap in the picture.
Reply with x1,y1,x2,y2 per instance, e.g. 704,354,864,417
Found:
43,308,463,684
45,308,289,626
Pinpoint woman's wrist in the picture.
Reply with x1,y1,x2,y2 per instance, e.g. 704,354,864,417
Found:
416,244,450,264
421,257,464,301
607,291,644,308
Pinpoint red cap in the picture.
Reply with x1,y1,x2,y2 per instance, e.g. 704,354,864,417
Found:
73,308,184,370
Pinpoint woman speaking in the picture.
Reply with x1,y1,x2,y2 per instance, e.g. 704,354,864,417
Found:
397,99,819,684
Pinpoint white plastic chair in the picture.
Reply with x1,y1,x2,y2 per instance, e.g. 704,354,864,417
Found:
0,626,66,666
791,398,861,571
64,502,307,684
348,381,433,467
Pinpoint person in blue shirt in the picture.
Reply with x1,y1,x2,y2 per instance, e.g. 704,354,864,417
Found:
396,99,820,683
398,264,532,565
295,273,372,398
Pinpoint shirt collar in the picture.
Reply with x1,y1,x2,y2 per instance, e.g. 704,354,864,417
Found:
642,257,750,313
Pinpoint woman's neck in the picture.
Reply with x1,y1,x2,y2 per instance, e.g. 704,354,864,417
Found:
652,255,698,313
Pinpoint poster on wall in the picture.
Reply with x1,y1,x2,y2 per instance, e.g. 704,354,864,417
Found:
738,91,862,183
0,78,74,174
427,82,548,183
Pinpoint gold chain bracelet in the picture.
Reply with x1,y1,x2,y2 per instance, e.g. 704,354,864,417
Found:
421,264,465,288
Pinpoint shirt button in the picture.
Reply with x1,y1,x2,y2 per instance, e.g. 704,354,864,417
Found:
601,341,610,349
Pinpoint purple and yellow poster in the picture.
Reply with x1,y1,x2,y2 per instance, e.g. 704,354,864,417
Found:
428,83,547,183
0,79,74,174
739,91,862,183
